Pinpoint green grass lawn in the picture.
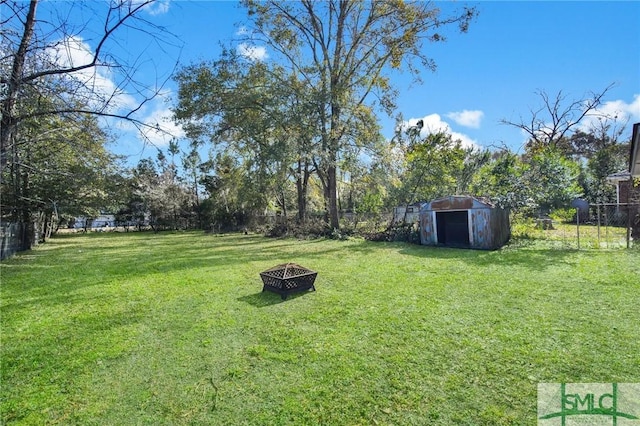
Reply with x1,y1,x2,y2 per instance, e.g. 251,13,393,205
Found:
2,232,639,425
512,221,632,250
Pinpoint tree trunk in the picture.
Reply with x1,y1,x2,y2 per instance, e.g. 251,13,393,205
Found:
1,0,38,170
296,178,306,223
327,106,341,229
193,172,201,229
43,212,50,241
2,0,38,253
280,188,288,219
296,159,311,223
327,163,339,229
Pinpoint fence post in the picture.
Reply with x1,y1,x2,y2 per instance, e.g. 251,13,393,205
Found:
576,208,580,250
596,204,601,247
604,207,609,246
627,203,632,249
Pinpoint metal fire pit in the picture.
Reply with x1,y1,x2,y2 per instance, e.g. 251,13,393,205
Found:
260,263,317,300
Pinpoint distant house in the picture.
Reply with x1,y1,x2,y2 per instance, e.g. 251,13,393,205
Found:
419,196,510,250
393,202,425,224
606,171,634,205
73,214,115,229
627,123,640,242
607,121,640,205
630,122,640,177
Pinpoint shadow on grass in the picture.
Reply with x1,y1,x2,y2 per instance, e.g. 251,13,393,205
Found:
397,239,577,270
237,288,315,307
237,291,284,307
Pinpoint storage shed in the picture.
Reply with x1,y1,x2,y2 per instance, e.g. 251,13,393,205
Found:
419,196,510,250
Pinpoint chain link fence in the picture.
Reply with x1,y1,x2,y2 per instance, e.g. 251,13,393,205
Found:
514,204,640,249
1,223,30,261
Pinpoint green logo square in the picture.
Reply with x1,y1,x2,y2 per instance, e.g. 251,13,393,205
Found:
538,383,640,425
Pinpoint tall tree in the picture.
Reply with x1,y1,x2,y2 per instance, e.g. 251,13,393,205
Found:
1,0,179,248
130,156,192,231
526,148,582,213
199,152,261,231
569,117,629,203
0,105,116,240
242,0,476,228
471,148,582,215
182,146,203,228
1,0,178,164
174,54,320,224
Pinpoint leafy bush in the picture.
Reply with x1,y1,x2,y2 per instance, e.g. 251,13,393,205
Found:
265,218,331,239
549,208,575,223
363,222,420,244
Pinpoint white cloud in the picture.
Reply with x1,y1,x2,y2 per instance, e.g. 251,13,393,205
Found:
139,103,185,147
446,109,484,129
141,0,170,16
579,94,640,133
45,34,182,157
404,114,479,150
237,43,268,62
47,36,138,111
631,94,640,119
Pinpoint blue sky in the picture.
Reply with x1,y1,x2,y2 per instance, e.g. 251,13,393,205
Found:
36,0,640,164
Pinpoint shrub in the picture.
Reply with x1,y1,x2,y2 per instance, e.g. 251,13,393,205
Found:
265,218,331,239
362,222,420,244
549,208,575,223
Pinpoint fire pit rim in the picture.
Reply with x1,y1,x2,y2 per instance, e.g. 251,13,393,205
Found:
260,262,317,279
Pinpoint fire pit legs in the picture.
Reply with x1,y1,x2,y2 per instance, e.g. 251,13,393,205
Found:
259,263,317,300
262,284,315,300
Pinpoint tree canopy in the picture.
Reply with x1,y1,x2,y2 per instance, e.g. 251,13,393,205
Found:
174,0,477,229
1,0,179,248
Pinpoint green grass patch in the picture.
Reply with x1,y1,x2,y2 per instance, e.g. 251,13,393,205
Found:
2,232,639,424
512,220,632,249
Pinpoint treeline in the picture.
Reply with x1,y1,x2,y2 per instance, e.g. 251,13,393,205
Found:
104,119,630,238
2,1,637,253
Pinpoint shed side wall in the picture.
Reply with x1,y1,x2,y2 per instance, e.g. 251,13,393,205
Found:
470,208,491,249
420,210,436,245
491,208,511,248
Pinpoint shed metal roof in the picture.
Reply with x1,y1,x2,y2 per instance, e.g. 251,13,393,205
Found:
422,196,496,211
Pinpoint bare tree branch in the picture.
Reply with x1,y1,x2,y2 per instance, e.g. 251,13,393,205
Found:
501,83,615,151
1,0,182,168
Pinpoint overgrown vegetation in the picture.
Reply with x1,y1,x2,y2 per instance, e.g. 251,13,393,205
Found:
2,232,639,424
2,1,637,256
